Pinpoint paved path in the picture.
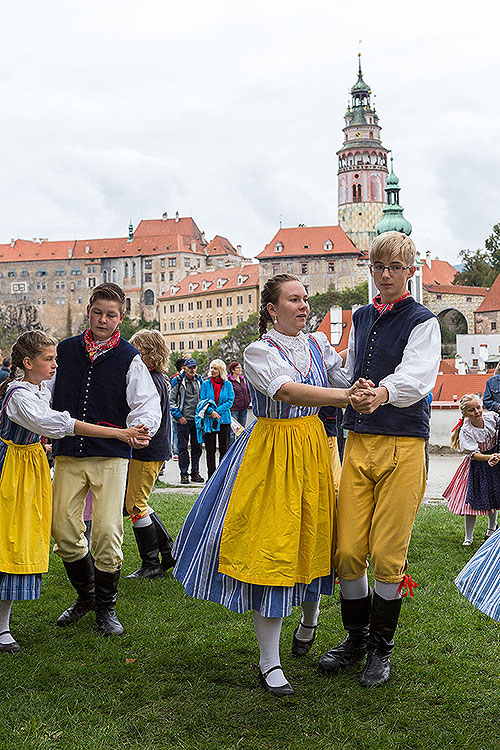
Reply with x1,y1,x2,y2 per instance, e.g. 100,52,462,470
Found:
156,446,461,503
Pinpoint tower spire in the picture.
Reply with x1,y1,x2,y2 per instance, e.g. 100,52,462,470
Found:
375,154,412,236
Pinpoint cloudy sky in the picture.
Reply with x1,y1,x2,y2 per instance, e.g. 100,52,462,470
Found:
0,1,498,264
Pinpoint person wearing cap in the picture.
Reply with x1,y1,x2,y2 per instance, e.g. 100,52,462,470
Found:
170,358,204,484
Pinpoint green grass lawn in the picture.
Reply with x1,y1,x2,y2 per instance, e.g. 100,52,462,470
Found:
1,497,499,750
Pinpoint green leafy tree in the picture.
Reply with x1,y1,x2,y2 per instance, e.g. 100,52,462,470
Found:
485,222,500,273
120,315,158,341
306,282,368,332
453,248,495,287
207,313,259,364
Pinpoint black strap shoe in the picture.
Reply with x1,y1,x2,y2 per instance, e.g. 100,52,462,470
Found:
259,666,294,697
291,622,318,657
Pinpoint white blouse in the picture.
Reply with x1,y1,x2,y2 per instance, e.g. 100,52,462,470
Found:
244,328,349,399
460,411,500,454
5,380,76,439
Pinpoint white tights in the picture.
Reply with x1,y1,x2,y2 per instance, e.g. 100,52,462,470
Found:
0,600,15,645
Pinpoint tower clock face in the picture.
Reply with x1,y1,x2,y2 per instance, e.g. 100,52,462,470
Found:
355,131,361,137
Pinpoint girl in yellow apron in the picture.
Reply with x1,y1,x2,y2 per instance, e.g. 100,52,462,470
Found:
0,331,150,653
173,275,368,695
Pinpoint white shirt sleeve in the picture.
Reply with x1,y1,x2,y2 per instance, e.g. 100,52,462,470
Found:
459,421,480,454
379,317,441,408
244,341,295,399
125,355,162,436
311,332,351,388
6,386,76,439
342,324,356,385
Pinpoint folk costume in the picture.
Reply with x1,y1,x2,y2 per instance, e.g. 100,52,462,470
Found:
443,412,500,543
125,369,175,579
455,524,500,620
173,329,347,618
319,293,441,687
49,330,161,635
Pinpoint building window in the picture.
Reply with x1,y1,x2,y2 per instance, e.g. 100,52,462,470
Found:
178,303,184,312
226,297,232,306
78,297,82,303
237,295,243,305
301,263,308,274
217,298,223,307
197,301,202,309
7,270,16,278
324,240,333,252
184,258,190,268
144,289,155,306
471,347,475,353
328,262,335,273
145,259,153,269
179,321,184,330
179,342,184,350
145,273,152,282
237,314,243,324
248,294,252,303
170,342,176,350
54,268,66,276
188,341,194,350
207,319,213,328
188,302,194,311
197,319,202,328
197,340,203,349
12,282,26,292
207,339,212,348
88,277,96,288
272,263,280,275
206,300,212,308
70,268,82,276
436,294,442,300
168,258,176,267
492,322,497,331
124,262,129,278
170,304,175,313
170,322,175,331
161,273,165,281
132,261,136,277
472,359,478,367
216,317,223,327
161,258,165,268
36,269,47,277
188,321,194,329
466,296,472,303
169,272,174,281
226,315,232,326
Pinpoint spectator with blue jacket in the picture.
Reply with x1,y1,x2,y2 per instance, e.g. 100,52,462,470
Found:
171,358,204,485
483,364,500,413
196,359,234,478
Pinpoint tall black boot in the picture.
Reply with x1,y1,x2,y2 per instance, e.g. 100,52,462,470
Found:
318,593,371,675
126,523,164,579
94,568,124,636
360,593,402,688
56,552,95,628
150,511,176,571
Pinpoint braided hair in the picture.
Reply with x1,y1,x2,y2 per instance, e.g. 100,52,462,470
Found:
450,393,482,451
258,274,299,338
0,330,58,401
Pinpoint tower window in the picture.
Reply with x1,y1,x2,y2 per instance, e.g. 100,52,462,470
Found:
369,131,373,139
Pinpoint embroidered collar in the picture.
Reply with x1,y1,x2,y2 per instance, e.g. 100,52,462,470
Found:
265,327,309,354
372,291,411,315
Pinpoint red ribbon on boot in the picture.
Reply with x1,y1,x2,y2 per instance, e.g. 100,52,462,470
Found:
398,574,418,598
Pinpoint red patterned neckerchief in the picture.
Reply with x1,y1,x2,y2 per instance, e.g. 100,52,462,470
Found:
372,291,411,316
83,327,120,361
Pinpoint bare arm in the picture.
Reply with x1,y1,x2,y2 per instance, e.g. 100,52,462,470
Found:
74,421,150,445
274,380,366,408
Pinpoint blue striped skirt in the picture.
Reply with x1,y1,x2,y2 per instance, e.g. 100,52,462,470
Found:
455,530,500,620
173,420,336,618
0,572,42,600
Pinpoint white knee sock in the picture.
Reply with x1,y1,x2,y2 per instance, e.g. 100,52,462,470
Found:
0,600,15,645
133,515,152,528
295,599,320,642
488,511,498,532
464,515,476,543
339,574,369,600
374,580,401,600
252,610,288,687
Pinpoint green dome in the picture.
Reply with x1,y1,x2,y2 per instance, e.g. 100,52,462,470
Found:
376,209,412,236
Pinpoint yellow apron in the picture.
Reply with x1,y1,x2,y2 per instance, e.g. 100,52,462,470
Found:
0,439,52,574
219,414,336,587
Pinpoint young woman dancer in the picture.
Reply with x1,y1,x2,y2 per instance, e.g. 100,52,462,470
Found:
173,274,370,696
0,331,149,652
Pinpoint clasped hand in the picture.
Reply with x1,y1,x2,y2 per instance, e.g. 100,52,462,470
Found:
488,453,500,466
348,378,387,414
126,423,151,448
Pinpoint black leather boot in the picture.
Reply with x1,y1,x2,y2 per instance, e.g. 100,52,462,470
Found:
126,523,164,579
150,511,176,571
56,553,96,628
94,568,124,636
318,593,371,675
360,593,402,688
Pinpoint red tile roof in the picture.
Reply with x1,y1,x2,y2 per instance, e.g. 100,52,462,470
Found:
424,283,487,296
476,273,500,312
158,263,259,300
317,309,352,352
134,217,204,240
438,359,458,375
257,226,358,259
205,235,239,257
421,259,457,286
433,373,490,402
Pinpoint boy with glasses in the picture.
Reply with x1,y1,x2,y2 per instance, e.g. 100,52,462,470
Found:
319,231,441,687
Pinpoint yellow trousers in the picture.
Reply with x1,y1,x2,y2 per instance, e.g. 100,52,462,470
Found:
125,459,163,518
52,456,129,572
335,432,426,583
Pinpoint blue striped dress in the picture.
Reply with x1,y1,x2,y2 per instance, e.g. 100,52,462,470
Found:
172,333,338,618
455,530,500,620
0,386,44,600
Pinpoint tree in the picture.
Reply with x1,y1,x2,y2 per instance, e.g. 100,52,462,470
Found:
453,248,495,287
120,315,158,341
485,222,500,273
305,282,368,332
207,313,259,364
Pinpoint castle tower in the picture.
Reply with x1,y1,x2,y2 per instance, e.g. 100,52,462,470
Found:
376,156,412,236
337,55,389,250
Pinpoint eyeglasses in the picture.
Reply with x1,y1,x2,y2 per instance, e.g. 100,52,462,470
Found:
369,263,412,275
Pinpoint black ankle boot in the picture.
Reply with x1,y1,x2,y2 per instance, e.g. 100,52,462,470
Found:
150,512,176,571
318,593,371,675
126,523,164,579
94,568,124,636
57,553,96,628
360,593,402,688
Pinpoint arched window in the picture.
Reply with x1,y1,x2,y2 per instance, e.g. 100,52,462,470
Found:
125,262,129,278
103,270,108,282
144,289,155,306
357,185,362,202
112,269,117,283
132,261,136,277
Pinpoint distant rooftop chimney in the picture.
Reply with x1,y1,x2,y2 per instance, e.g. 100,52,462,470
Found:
236,245,242,254
162,212,168,220
85,243,90,254
68,247,73,259
10,239,15,248
128,221,134,242
175,211,179,223
425,250,431,268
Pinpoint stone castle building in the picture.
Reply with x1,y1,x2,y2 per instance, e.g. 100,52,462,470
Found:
0,214,247,337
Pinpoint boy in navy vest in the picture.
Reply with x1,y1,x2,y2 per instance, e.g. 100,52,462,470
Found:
50,283,161,636
318,231,441,687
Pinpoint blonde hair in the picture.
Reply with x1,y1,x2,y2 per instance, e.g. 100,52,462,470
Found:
450,393,482,451
0,330,58,401
369,231,416,267
209,359,227,380
129,329,169,373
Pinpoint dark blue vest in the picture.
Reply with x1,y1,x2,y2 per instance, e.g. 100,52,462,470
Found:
52,334,138,459
132,370,172,462
343,297,436,439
